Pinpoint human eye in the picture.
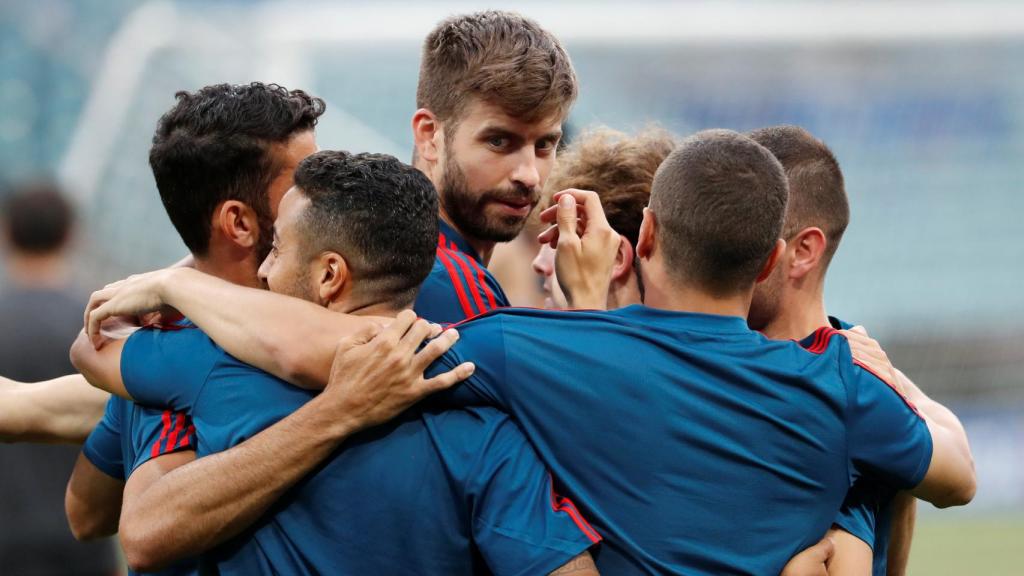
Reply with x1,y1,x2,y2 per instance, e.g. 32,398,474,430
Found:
536,137,558,156
486,134,511,150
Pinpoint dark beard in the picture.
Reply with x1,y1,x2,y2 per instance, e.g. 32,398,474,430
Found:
439,153,538,244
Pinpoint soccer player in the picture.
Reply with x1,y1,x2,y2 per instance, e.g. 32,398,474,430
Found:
745,125,946,576
66,82,326,576
76,151,601,575
409,10,577,321
530,126,676,310
83,130,975,574
533,123,945,574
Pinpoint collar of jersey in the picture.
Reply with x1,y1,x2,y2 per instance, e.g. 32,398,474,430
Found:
438,219,483,263
614,304,752,334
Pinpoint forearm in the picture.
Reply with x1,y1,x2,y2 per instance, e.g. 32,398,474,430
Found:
120,392,363,570
898,371,975,507
885,492,917,576
1,374,108,443
65,453,124,540
157,268,372,388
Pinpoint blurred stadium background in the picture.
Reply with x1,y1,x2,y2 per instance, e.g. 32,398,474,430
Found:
2,1,1022,574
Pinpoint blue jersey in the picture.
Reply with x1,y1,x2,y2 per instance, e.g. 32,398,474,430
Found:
82,396,197,576
414,220,509,323
824,316,899,576
428,306,933,575
121,323,597,576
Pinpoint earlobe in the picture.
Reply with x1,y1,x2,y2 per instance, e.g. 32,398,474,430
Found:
218,201,258,249
636,209,656,260
612,236,635,281
790,228,827,280
412,109,440,164
756,239,787,283
318,253,349,304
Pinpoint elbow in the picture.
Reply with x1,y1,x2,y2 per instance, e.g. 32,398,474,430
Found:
65,490,115,541
929,468,977,509
120,516,169,573
271,344,326,390
69,332,89,375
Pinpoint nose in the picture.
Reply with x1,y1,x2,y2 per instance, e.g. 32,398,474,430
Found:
531,251,549,277
511,149,540,191
257,253,272,283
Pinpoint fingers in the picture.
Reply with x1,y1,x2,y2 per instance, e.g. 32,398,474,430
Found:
421,361,475,394
380,309,418,344
537,223,559,248
413,328,461,372
556,194,579,240
396,317,436,357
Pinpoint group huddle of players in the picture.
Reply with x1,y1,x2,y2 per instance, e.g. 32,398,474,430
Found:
0,10,975,576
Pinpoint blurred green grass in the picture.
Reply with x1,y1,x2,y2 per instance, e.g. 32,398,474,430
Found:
907,515,1024,576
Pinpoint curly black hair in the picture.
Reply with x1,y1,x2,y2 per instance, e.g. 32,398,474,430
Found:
149,82,325,255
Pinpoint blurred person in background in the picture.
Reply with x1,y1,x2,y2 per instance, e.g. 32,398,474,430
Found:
0,181,118,575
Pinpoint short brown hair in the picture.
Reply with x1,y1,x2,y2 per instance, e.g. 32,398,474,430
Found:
649,129,788,295
543,126,676,247
417,10,578,126
747,126,848,267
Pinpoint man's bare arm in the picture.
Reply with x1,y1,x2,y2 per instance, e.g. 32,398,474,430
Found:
548,551,600,575
885,491,917,576
0,374,108,443
84,268,378,389
824,527,871,576
780,536,836,576
70,331,130,399
843,329,975,509
64,452,125,540
119,313,473,571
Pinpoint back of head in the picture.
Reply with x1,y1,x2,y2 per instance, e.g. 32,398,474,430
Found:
649,129,788,295
747,125,848,266
1,181,74,254
149,82,326,256
293,151,439,308
417,10,578,126
544,126,676,248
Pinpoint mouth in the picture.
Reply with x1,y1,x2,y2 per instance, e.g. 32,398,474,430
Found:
491,198,534,217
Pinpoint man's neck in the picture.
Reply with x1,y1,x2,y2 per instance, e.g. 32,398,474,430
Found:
193,256,260,288
439,212,496,265
326,298,405,322
641,265,751,319
760,290,830,340
5,251,70,289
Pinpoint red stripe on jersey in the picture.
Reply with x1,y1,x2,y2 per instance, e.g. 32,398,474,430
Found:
464,254,499,310
549,476,602,543
800,328,923,417
151,410,172,458
178,424,196,448
438,232,448,248
164,412,186,454
853,359,922,417
447,249,488,314
435,248,477,318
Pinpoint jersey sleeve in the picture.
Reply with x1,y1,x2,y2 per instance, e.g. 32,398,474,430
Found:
81,397,125,480
426,314,510,409
120,325,219,410
126,407,196,475
457,411,598,575
840,338,933,490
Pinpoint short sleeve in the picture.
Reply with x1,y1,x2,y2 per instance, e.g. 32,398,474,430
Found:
460,412,598,575
127,407,196,475
426,314,509,408
121,325,219,410
82,397,125,480
841,339,933,490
